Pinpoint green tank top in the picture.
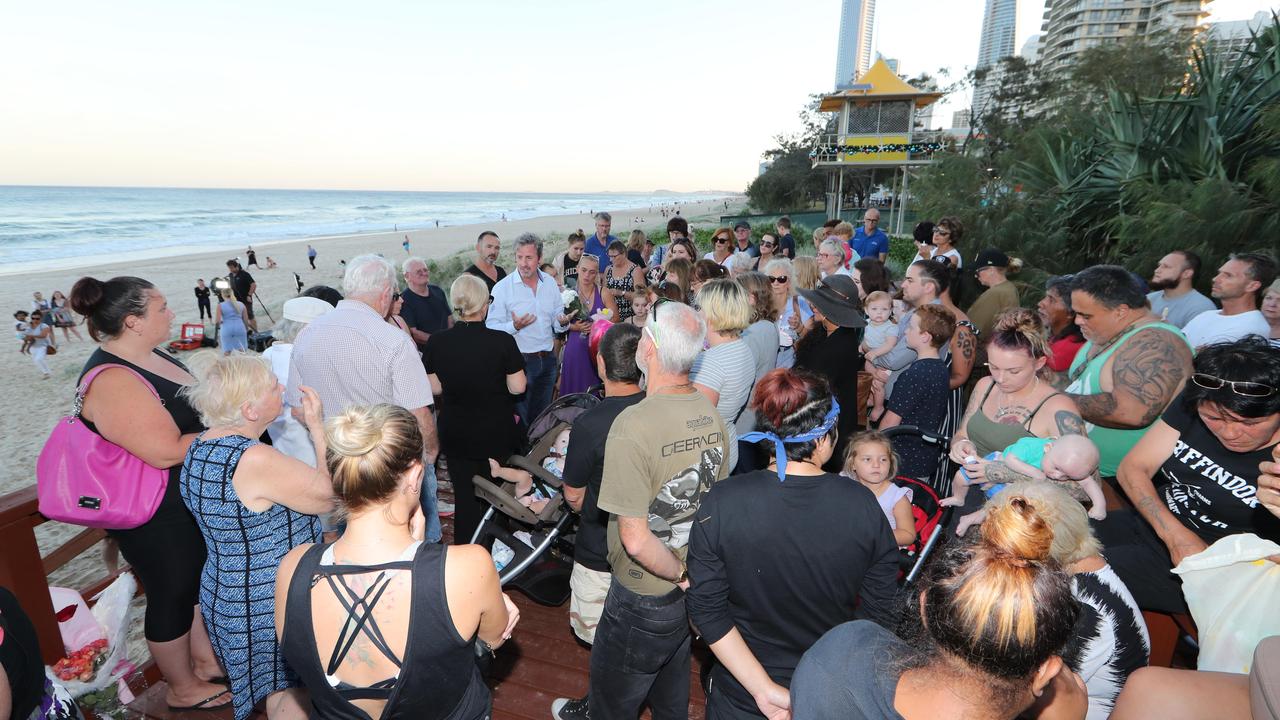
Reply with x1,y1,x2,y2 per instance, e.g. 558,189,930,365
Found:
966,381,1062,457
1066,321,1189,477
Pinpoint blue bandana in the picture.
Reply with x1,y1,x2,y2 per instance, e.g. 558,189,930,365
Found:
740,398,841,481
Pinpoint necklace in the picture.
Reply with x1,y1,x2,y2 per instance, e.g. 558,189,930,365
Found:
1067,317,1146,384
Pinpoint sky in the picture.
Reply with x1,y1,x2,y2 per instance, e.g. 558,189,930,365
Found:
0,0,1274,194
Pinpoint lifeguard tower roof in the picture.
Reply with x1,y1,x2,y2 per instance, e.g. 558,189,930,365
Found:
818,59,943,112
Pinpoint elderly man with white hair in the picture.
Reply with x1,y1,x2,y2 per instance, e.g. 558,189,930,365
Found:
588,300,731,720
286,253,443,541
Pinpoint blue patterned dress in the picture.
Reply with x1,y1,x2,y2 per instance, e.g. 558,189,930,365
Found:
179,434,322,720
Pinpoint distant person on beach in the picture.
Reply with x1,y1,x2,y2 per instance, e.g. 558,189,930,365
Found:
265,256,278,269
49,290,83,342
226,260,258,332
286,254,443,542
216,289,250,354
402,235,411,254
30,292,55,349
399,257,452,351
194,279,212,321
246,247,260,269
306,245,317,270
14,310,32,354
486,233,570,425
69,275,230,712
584,212,616,270
25,310,53,378
465,231,507,292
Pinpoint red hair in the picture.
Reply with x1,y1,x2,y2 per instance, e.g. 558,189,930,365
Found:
752,368,816,429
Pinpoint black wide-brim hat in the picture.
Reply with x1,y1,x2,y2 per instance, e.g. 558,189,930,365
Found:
798,275,866,329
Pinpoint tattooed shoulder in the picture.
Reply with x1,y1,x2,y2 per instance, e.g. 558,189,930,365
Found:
1054,409,1086,436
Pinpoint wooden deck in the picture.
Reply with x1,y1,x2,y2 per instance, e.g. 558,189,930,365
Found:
120,483,708,719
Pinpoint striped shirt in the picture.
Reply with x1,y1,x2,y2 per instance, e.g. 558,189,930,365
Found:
285,299,433,417
691,339,757,470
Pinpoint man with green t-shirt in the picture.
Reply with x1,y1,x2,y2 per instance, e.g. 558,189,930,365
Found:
1065,265,1193,480
590,301,730,720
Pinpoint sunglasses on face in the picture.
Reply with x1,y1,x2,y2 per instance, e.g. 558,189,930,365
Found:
768,276,788,284
715,238,730,244
761,242,775,248
1191,373,1277,398
933,228,951,237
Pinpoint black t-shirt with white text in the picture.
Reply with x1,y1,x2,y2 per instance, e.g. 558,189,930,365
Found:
1156,391,1280,544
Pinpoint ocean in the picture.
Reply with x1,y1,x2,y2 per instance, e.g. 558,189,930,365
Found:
0,185,722,267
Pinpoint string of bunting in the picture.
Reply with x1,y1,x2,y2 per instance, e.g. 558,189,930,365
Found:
809,142,943,159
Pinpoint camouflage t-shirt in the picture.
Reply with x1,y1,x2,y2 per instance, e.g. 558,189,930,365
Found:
598,391,730,596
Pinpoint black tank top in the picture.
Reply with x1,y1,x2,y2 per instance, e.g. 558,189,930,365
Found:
280,542,491,720
79,348,204,488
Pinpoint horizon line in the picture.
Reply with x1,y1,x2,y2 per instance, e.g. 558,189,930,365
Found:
0,182,744,196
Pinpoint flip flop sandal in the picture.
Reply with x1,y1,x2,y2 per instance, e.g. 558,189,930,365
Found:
168,688,231,712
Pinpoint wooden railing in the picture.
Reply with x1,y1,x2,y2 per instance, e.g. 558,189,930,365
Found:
0,485,157,686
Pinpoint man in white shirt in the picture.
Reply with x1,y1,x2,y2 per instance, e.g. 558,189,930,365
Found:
1181,252,1276,349
487,232,570,424
1147,250,1216,328
287,254,444,540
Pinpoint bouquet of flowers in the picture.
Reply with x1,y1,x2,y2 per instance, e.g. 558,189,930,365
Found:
561,288,585,323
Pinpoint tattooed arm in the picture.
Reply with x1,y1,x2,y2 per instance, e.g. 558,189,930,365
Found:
1115,419,1208,566
1067,327,1192,430
980,459,1039,486
948,321,977,390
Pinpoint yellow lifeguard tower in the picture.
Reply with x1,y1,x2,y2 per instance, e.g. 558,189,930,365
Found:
811,59,945,232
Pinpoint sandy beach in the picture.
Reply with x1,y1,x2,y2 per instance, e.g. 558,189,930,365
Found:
4,196,743,559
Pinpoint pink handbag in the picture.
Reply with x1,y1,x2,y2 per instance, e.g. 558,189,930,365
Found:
36,364,169,529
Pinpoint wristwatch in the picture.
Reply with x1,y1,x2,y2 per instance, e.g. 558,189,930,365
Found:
674,561,688,585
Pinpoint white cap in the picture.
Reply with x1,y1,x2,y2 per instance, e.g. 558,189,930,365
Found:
282,297,334,324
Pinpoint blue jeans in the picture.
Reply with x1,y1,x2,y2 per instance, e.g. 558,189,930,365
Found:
420,461,442,544
588,581,690,720
516,351,558,427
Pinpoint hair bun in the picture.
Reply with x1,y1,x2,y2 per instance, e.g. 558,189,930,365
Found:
980,495,1054,565
993,308,1042,336
69,276,106,316
325,409,383,457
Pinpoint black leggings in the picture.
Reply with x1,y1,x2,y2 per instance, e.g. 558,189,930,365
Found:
444,455,494,545
108,479,207,642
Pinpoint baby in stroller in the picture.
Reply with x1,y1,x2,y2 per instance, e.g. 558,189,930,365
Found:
945,434,1103,535
488,427,570,513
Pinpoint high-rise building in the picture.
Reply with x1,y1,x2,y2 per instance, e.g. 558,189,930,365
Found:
1038,0,1212,70
972,0,1019,118
835,0,876,89
1206,11,1270,65
1021,33,1043,63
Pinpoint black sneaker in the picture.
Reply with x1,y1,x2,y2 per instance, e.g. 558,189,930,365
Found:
550,695,590,720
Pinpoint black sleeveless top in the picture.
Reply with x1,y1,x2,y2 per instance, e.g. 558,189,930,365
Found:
281,542,491,720
79,348,204,491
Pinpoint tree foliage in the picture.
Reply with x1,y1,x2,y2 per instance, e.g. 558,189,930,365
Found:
909,17,1280,285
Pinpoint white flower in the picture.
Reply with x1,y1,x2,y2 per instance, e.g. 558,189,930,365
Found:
561,289,579,308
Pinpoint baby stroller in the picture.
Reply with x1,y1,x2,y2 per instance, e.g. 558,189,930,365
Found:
468,390,601,605
881,425,954,586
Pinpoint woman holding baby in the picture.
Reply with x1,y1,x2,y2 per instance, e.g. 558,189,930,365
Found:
425,274,528,544
947,310,1087,518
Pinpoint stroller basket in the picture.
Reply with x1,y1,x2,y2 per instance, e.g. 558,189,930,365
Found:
470,416,589,605
881,425,953,586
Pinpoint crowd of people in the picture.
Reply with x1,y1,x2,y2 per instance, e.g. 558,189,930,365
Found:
10,208,1280,720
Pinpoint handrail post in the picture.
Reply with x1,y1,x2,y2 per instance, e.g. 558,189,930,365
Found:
0,487,64,664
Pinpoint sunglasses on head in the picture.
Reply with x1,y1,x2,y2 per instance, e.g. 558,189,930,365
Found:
1191,373,1277,398
817,279,854,303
